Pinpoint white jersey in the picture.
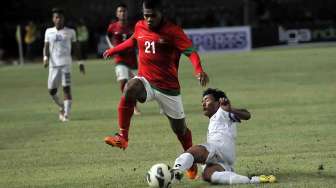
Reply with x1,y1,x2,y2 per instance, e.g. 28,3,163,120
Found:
44,27,76,67
207,108,240,144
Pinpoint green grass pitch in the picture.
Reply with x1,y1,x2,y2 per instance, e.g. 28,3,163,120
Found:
1,44,336,187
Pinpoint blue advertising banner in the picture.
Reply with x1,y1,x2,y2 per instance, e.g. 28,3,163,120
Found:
185,26,251,52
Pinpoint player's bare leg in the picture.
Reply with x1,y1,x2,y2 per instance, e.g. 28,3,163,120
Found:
120,79,141,116
49,88,64,121
167,117,197,179
105,78,146,149
128,72,141,115
172,145,208,182
62,86,72,122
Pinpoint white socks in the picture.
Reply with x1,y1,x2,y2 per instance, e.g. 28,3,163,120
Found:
64,100,72,117
173,153,194,171
211,171,251,184
51,95,64,109
173,153,252,185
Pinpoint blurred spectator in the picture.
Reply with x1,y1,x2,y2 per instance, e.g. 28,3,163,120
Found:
24,21,37,60
76,19,89,60
0,31,4,64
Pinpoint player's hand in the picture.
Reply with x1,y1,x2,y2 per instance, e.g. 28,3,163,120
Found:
196,71,209,87
79,64,85,75
103,48,113,59
219,97,231,112
43,59,49,68
43,61,49,68
43,56,49,68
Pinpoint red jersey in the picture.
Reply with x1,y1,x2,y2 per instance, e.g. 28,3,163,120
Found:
107,21,137,69
133,20,196,92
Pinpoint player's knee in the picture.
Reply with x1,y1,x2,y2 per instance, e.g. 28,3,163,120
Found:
63,86,72,99
202,167,216,183
202,164,225,183
124,79,145,101
186,145,208,163
202,171,212,182
170,118,187,135
124,87,137,101
49,88,57,96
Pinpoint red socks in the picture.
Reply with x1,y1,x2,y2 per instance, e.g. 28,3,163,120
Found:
118,95,135,140
177,128,193,151
117,94,192,151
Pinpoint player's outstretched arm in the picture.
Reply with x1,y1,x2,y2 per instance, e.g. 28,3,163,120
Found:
219,98,251,120
173,25,209,87
230,108,251,120
43,42,49,68
103,37,135,59
187,51,209,87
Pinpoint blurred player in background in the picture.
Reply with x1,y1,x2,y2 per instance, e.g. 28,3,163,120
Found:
43,8,85,122
103,0,209,179
106,3,141,115
171,88,276,184
24,21,37,60
76,18,89,62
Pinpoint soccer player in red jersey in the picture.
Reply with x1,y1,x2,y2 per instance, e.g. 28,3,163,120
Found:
103,0,209,179
106,3,141,115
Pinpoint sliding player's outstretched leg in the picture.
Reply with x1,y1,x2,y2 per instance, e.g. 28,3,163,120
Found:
168,107,197,179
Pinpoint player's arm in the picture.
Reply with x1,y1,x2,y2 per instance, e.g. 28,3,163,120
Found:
174,27,209,87
103,36,136,58
43,42,49,68
106,24,114,48
219,98,251,121
185,51,209,87
105,34,114,48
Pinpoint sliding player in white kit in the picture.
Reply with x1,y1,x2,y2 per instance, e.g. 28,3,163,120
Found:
43,8,85,122
171,88,276,185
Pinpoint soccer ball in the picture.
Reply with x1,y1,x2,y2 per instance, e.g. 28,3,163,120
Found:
146,163,172,188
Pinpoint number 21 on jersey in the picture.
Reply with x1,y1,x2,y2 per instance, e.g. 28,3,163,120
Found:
145,41,155,54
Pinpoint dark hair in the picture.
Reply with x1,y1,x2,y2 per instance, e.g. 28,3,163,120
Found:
203,88,228,101
142,0,161,10
116,3,127,9
52,8,64,15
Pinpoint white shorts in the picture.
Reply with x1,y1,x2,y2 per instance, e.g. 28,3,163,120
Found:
48,65,71,89
115,64,137,81
134,76,185,119
200,138,236,172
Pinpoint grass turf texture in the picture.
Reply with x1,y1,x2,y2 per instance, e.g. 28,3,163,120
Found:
1,44,336,187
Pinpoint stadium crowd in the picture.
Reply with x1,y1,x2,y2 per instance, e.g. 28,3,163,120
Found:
1,0,336,63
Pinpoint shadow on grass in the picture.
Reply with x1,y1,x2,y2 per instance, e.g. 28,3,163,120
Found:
269,170,336,183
